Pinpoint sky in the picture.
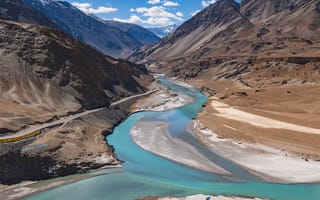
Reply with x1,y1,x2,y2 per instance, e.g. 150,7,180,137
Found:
65,0,224,27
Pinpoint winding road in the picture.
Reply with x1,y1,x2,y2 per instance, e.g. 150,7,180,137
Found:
0,90,156,143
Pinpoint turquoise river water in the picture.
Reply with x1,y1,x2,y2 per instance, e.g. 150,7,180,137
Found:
25,77,320,200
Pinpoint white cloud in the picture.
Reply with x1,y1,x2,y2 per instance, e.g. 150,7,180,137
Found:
114,15,174,27
146,17,173,26
142,6,182,20
121,5,183,27
191,9,201,16
135,7,149,13
89,7,118,14
202,0,217,7
72,2,118,14
147,0,161,5
163,1,179,7
176,12,184,17
71,2,91,9
114,15,145,24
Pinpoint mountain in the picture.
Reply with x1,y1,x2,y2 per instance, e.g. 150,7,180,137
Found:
22,0,143,58
0,0,56,27
129,0,320,163
0,4,154,183
241,0,320,40
147,24,178,38
0,19,152,132
103,20,160,46
131,0,320,86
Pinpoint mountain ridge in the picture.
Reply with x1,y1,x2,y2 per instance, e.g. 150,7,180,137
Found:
103,20,160,46
0,0,56,27
131,0,320,86
0,18,152,132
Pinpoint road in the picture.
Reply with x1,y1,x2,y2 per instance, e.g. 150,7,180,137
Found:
0,90,156,142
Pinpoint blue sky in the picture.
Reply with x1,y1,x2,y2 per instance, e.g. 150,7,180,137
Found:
66,0,240,27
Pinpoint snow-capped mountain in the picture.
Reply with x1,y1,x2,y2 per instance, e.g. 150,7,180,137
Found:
147,24,178,38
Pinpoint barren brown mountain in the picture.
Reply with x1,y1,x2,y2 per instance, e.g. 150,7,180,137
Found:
131,0,320,158
0,18,154,184
0,19,152,133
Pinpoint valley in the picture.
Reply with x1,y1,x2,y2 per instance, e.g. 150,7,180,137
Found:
6,77,319,200
1,0,320,199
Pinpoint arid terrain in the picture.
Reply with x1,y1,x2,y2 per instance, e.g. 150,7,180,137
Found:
0,18,154,185
131,0,320,159
189,75,320,159
1,0,320,199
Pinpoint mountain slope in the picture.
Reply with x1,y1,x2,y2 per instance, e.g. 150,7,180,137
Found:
22,0,142,58
131,0,253,64
103,20,160,46
131,0,320,85
0,0,56,27
0,19,152,132
0,17,153,184
241,0,320,40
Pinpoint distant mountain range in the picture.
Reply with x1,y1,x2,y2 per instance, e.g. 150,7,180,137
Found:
103,20,160,46
147,24,178,38
4,0,156,58
0,0,56,27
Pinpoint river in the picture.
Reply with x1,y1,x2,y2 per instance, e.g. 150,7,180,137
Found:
25,77,320,200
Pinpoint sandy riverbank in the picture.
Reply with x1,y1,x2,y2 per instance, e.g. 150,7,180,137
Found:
131,121,229,174
210,100,320,135
140,194,264,200
190,119,320,183
132,77,320,183
188,77,320,158
131,84,194,112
